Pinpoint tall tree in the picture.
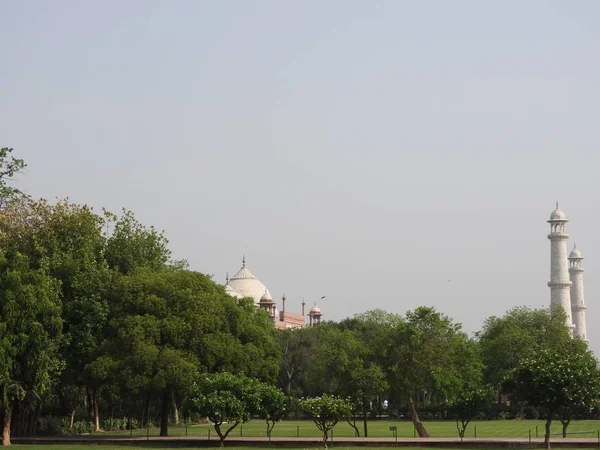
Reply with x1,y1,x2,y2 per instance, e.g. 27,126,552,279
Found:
380,306,480,437
277,328,315,396
100,269,280,436
0,252,62,445
477,306,572,407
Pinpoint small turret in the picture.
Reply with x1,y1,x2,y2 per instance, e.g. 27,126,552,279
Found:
308,302,323,326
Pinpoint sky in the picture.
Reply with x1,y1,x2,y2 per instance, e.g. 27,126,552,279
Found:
1,1,599,352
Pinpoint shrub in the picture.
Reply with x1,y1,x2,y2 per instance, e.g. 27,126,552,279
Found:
73,421,92,435
37,415,70,436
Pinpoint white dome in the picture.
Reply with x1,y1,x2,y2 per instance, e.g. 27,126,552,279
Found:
260,290,273,301
310,305,321,314
549,209,567,221
569,246,583,259
228,265,270,304
225,284,242,298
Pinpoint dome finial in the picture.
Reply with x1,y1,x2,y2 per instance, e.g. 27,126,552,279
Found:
242,254,246,268
226,272,229,284
556,201,559,210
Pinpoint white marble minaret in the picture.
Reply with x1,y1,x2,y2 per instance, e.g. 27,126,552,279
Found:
547,204,574,330
569,245,588,341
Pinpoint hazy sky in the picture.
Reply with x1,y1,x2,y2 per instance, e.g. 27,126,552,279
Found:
2,1,599,352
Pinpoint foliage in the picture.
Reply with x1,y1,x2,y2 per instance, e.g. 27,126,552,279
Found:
188,372,262,446
299,394,353,447
256,383,287,437
36,415,70,436
277,328,315,396
503,344,600,449
450,384,494,438
379,306,481,437
477,306,572,399
0,147,27,205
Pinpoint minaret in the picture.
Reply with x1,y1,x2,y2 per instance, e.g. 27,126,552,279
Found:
547,203,574,330
568,245,588,341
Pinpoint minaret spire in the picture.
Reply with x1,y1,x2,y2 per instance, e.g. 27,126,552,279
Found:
569,245,588,341
547,206,574,331
225,272,229,284
242,254,246,268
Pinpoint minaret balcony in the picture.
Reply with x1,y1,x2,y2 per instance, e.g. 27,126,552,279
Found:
547,233,569,240
572,304,587,311
548,281,572,288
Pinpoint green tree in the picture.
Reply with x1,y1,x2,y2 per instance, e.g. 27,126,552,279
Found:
255,383,287,439
277,327,315,396
477,306,572,409
0,199,115,432
450,383,494,439
346,363,387,437
0,252,62,445
503,345,600,449
0,147,27,206
299,394,353,448
189,372,261,447
100,269,279,436
380,307,480,438
104,209,173,274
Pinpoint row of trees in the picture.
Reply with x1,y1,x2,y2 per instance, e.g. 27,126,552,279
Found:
0,148,598,450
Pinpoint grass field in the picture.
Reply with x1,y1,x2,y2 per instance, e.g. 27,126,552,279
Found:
100,419,600,439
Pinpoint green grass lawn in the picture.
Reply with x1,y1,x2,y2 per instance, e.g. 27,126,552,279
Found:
100,419,600,439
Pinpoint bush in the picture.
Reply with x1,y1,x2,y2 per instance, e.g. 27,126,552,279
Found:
37,415,70,436
73,421,92,435
127,418,140,430
103,417,122,431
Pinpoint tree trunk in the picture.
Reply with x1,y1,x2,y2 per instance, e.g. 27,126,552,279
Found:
69,408,76,432
561,418,570,438
518,405,525,420
544,415,552,449
362,401,368,438
3,403,13,446
408,393,429,437
160,389,169,437
347,417,359,437
143,392,150,427
171,391,179,425
93,393,100,432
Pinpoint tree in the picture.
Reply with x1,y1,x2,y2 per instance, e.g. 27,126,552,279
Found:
477,306,572,409
256,383,287,439
0,252,62,445
380,307,480,438
299,394,353,448
0,147,27,206
103,209,173,274
0,380,25,446
503,345,600,449
450,384,493,439
277,328,315,396
346,363,387,437
188,372,261,447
